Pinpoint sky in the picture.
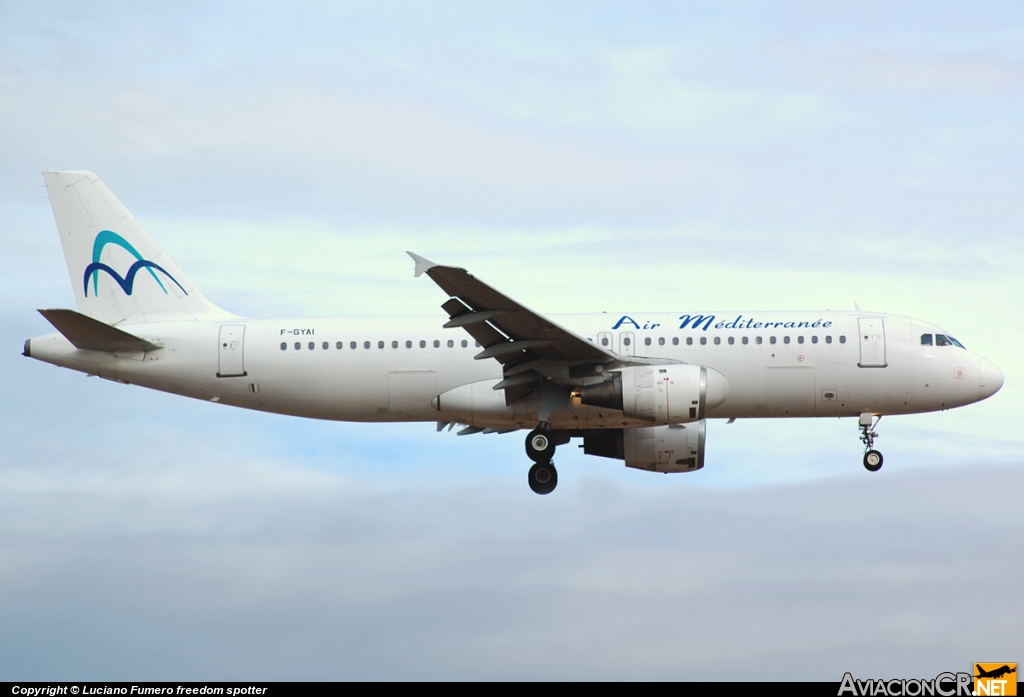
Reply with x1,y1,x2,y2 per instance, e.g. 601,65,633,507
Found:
1,0,1022,680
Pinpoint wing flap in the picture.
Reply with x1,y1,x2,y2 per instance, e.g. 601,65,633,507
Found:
441,297,507,349
38,308,162,353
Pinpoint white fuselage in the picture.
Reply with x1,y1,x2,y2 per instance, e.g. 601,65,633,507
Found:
26,310,999,430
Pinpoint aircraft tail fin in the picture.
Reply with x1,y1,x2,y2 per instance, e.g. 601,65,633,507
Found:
43,171,233,325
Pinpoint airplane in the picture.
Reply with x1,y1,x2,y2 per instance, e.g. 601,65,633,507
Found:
976,665,1016,680
23,171,1004,494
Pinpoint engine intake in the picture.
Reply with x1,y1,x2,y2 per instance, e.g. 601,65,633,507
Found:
580,364,727,424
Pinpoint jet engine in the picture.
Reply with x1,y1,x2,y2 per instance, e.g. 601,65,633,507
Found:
579,364,727,424
583,422,706,473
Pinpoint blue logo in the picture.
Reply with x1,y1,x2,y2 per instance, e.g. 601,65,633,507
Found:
83,230,187,297
611,314,834,331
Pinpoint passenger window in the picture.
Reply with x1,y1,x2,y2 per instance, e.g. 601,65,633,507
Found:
783,336,790,344
658,337,665,346
936,334,952,347
377,341,384,349
475,341,481,347
322,342,329,350
461,339,468,347
811,336,818,344
644,337,651,346
797,336,804,344
392,340,398,349
742,336,749,345
686,337,693,346
839,336,846,344
770,337,777,345
406,340,412,348
433,340,440,348
295,342,301,350
825,336,832,344
364,341,370,349
447,340,454,348
755,337,762,345
714,337,721,345
728,337,734,345
920,334,933,346
308,342,315,350
280,342,287,351
336,341,343,349
419,340,426,348
350,341,357,350
672,337,679,346
623,337,631,346
700,337,707,345
601,337,609,347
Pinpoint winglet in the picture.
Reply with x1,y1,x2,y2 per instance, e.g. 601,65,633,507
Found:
406,252,438,278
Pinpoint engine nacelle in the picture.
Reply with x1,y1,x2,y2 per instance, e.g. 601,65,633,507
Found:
579,364,727,424
627,422,705,473
583,422,706,473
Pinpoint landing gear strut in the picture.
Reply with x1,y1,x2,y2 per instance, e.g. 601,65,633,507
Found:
859,412,883,472
525,423,558,494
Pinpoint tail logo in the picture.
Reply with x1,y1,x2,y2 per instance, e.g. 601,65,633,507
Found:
82,230,187,297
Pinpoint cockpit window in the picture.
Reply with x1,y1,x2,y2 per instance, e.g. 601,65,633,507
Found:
949,336,965,349
935,334,952,347
920,334,933,346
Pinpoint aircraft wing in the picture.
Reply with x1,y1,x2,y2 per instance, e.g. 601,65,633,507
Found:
408,253,618,401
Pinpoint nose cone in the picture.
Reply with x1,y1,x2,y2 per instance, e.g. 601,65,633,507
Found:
979,358,1004,401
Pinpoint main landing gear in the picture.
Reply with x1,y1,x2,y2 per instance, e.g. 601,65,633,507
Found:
859,412,883,472
528,462,558,495
526,426,556,463
525,424,559,495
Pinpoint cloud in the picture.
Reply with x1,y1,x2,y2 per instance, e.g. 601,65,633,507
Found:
852,51,1023,95
2,428,1021,680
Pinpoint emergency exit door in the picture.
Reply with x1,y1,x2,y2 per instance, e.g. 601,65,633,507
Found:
857,317,887,368
217,325,247,377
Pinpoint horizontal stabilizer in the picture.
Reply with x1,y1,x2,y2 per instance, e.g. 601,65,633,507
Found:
38,309,161,353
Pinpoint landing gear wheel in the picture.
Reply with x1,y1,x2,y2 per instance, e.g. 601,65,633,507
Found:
528,462,558,495
863,450,883,472
525,427,556,463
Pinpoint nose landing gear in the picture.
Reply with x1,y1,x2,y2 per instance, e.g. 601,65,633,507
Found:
525,423,559,494
859,412,883,472
863,449,883,472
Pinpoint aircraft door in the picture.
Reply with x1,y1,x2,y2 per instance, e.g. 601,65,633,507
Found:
217,324,247,377
597,332,613,353
857,317,887,368
619,332,635,356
